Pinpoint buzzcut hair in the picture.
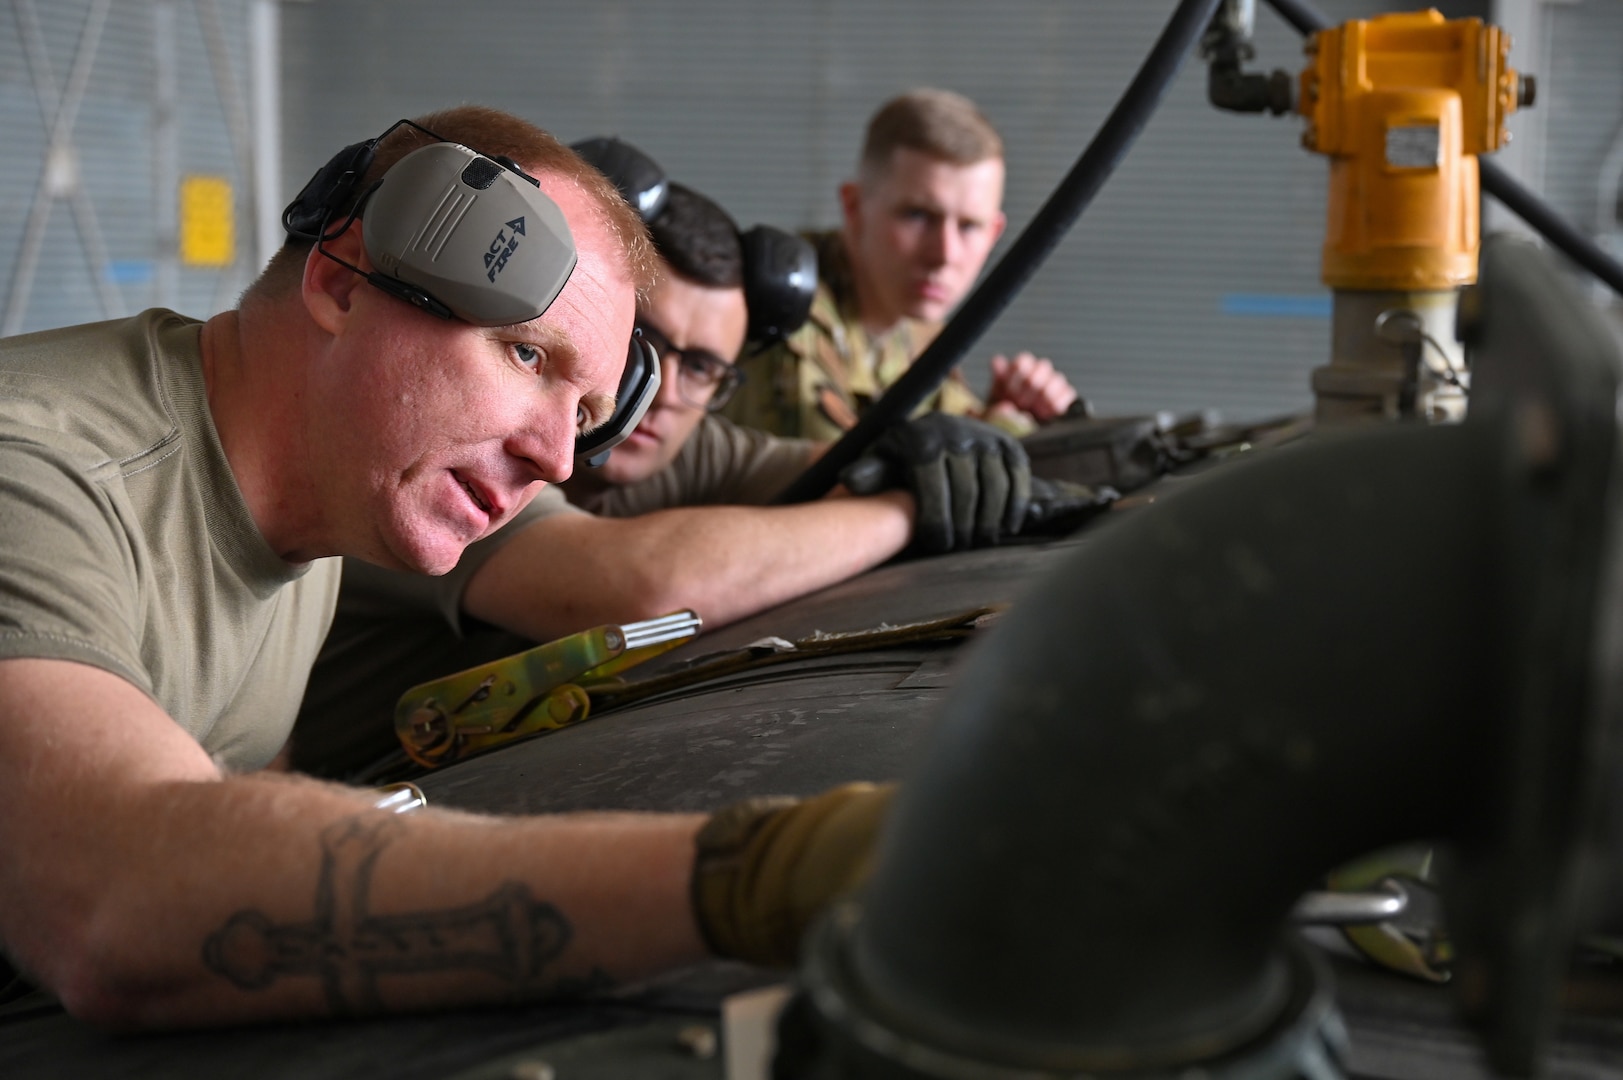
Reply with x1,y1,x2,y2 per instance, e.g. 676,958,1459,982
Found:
858,87,1004,186
648,182,743,290
248,103,657,305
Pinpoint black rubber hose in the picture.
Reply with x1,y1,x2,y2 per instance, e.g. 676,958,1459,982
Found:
1481,160,1623,296
773,0,1225,505
1263,0,1623,297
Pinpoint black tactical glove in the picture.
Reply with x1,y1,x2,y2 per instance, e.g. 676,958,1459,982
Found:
1023,476,1120,534
839,413,1031,555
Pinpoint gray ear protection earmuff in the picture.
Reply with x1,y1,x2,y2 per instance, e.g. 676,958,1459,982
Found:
282,119,577,327
362,143,576,327
569,136,817,347
285,120,659,462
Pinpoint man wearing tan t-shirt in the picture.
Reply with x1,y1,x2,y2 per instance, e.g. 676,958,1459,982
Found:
0,106,897,1029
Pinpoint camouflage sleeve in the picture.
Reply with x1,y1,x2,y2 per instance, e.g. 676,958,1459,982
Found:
724,336,807,438
728,300,1009,440
725,312,862,444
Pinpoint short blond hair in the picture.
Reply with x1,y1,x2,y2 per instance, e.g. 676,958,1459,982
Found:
248,103,657,304
858,88,1004,185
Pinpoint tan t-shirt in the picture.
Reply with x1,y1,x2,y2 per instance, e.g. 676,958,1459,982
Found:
0,310,341,771
565,413,816,516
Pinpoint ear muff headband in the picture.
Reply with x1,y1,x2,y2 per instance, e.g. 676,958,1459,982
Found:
570,136,816,345
283,120,578,327
283,138,375,240
577,333,662,465
570,136,669,222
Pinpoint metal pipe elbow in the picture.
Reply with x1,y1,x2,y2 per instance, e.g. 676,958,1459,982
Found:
783,235,1623,1078
849,422,1497,1072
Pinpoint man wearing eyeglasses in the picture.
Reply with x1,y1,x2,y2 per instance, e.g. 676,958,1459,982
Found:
555,182,815,520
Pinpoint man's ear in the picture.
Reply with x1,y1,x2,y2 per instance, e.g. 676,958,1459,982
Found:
989,209,1008,248
302,221,367,336
838,180,865,243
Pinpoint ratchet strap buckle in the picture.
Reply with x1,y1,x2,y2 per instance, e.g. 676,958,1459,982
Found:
393,610,702,768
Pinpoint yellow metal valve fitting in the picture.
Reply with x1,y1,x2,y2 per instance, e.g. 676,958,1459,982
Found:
1300,10,1525,291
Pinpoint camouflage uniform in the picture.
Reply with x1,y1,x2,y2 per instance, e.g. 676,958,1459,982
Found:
723,230,987,443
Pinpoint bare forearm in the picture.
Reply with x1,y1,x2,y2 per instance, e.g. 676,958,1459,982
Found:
621,492,913,627
10,771,704,1027
464,491,914,640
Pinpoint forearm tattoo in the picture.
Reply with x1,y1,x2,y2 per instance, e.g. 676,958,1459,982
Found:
202,816,572,1014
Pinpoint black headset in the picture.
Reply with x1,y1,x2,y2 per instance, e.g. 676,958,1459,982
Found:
569,136,818,348
284,119,659,463
576,334,660,465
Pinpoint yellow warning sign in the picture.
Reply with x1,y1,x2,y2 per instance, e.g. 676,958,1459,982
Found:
180,175,235,266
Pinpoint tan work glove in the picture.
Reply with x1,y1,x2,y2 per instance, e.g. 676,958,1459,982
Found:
691,781,896,967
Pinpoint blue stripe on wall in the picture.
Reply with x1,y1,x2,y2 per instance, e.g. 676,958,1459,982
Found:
1221,294,1332,318
105,261,154,285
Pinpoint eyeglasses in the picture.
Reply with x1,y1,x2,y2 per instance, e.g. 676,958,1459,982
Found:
635,318,745,411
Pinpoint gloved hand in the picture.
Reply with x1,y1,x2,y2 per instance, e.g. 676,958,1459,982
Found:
839,413,1031,554
691,781,896,967
1023,476,1119,534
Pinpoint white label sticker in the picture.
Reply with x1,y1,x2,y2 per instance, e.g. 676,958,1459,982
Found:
1386,125,1441,168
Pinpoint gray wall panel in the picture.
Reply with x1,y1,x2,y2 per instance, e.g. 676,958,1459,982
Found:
19,0,1606,416
1545,0,1623,297
0,0,259,335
